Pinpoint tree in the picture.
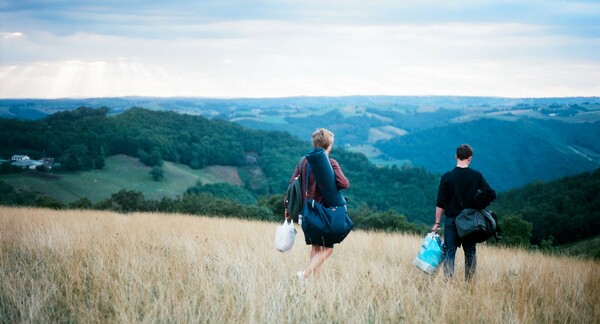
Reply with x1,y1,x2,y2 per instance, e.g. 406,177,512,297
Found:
94,156,105,169
139,148,163,167
349,204,426,234
100,189,146,213
60,144,91,171
69,197,93,209
150,166,164,181
34,196,65,210
499,214,532,247
259,194,286,218
63,153,83,171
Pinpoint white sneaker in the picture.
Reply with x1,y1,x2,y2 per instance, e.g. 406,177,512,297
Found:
296,271,306,282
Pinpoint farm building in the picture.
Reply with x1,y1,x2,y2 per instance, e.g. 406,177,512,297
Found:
11,155,30,161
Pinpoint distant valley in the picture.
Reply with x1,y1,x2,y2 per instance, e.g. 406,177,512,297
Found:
2,96,599,190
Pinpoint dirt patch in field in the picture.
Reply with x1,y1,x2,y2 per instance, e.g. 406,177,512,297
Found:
203,165,243,186
368,126,407,143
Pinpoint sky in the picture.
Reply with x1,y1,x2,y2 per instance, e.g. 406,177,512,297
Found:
1,0,599,99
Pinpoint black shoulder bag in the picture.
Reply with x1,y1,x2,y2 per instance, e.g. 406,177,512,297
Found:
284,157,306,222
453,174,500,243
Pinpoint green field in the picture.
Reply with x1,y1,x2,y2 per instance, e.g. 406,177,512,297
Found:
0,155,241,203
556,236,600,260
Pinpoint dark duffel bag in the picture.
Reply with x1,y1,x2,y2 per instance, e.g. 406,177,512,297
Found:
455,208,497,243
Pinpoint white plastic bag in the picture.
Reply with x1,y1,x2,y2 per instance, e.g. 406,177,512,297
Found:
413,232,445,274
274,218,297,253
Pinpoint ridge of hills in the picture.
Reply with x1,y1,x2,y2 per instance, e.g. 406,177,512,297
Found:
2,96,599,191
376,118,600,190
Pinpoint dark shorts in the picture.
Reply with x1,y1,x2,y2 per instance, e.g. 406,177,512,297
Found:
304,234,335,248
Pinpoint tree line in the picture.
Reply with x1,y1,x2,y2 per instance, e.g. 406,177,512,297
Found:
493,168,600,246
0,181,426,235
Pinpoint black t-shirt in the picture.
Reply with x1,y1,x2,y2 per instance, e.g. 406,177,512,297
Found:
436,167,495,217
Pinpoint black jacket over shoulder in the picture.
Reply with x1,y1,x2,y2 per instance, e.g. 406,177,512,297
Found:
436,167,495,217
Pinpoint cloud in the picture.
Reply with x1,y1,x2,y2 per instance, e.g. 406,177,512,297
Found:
1,32,24,39
0,0,599,98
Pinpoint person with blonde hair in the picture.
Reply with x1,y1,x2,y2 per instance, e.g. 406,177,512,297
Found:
285,128,350,281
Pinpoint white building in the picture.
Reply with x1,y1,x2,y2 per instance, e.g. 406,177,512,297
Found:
11,155,30,161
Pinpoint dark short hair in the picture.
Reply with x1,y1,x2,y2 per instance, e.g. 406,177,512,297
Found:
456,144,473,160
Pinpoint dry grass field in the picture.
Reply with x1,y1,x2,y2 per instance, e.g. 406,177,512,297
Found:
1,207,598,323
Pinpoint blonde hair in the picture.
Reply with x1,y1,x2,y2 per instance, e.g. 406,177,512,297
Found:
312,128,334,149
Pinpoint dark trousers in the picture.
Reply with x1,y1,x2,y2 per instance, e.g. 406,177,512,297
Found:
443,216,477,280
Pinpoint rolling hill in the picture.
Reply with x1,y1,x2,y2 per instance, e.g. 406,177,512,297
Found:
2,96,599,190
0,155,241,203
376,118,600,190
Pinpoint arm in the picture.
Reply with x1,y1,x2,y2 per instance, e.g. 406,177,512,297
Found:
433,175,448,233
288,164,301,185
432,206,443,233
479,174,496,202
330,158,349,190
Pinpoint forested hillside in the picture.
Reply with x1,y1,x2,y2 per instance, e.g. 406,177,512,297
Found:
494,168,600,245
376,118,600,190
235,102,600,191
0,107,438,224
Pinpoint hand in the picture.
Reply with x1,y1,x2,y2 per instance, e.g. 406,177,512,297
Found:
432,223,440,233
284,209,290,219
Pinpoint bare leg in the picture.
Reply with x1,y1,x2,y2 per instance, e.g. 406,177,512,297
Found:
306,245,321,278
310,245,319,260
304,245,333,278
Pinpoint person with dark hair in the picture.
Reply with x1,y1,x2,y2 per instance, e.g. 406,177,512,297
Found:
432,144,496,280
285,128,350,281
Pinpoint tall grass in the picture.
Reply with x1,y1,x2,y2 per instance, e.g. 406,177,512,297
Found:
1,207,598,323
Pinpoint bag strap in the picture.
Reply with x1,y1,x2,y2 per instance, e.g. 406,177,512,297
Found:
294,156,305,182
304,163,320,209
304,161,310,196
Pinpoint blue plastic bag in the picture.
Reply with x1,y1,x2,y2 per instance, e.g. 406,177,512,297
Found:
413,232,445,274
